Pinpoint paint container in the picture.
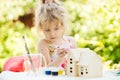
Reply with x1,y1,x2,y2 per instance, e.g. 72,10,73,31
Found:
58,67,64,75
44,67,65,76
51,70,58,76
51,67,58,76
45,70,51,75
44,67,52,75
116,71,120,76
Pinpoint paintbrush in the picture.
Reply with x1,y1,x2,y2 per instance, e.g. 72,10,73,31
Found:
22,36,35,72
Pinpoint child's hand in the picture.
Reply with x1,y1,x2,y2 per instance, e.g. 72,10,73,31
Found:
57,48,68,58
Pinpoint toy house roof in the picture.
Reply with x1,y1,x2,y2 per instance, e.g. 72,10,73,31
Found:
67,48,102,65
67,48,90,61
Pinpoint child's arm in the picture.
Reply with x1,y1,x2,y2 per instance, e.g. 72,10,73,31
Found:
37,39,51,65
37,39,67,67
47,48,67,67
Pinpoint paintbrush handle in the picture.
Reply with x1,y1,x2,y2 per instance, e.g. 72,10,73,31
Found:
27,54,36,72
23,36,36,72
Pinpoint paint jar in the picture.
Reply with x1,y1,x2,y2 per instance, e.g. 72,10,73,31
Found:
51,67,58,76
44,67,65,76
58,67,64,75
44,67,52,75
51,70,58,76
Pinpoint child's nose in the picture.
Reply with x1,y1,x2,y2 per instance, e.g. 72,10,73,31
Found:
50,31,55,36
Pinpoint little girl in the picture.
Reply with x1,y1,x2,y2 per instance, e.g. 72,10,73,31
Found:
35,2,77,68
2,0,76,72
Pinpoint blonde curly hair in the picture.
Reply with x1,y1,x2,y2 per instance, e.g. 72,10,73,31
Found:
34,3,69,36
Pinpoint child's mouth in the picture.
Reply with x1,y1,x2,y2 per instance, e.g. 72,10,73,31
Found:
51,37,56,39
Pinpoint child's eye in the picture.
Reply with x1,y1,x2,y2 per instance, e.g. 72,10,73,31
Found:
45,29,50,32
55,27,59,30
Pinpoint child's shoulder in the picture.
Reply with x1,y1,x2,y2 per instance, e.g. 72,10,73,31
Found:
37,38,47,47
37,38,49,53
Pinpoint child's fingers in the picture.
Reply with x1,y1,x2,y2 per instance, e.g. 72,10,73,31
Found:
57,49,67,57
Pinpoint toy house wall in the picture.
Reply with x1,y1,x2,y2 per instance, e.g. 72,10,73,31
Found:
87,54,103,78
65,56,79,76
79,52,103,78
65,48,103,78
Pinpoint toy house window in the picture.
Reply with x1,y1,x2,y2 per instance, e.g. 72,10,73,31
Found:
86,72,88,74
70,67,72,69
70,67,73,73
80,67,84,75
81,67,83,71
81,72,83,75
70,58,72,64
85,68,88,74
70,70,72,73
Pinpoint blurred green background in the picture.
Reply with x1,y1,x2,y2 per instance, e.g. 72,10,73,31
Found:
0,0,120,72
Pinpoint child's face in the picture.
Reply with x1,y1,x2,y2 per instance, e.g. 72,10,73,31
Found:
44,0,53,3
41,22,64,43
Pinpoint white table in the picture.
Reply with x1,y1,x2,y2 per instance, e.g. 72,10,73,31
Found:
0,70,120,80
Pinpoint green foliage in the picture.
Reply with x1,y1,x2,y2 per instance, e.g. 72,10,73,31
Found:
0,0,37,72
0,0,35,22
64,0,120,65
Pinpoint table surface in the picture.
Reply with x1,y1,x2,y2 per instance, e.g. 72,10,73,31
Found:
0,70,120,80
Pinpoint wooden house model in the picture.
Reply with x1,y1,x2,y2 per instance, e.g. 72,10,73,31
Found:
65,48,103,78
